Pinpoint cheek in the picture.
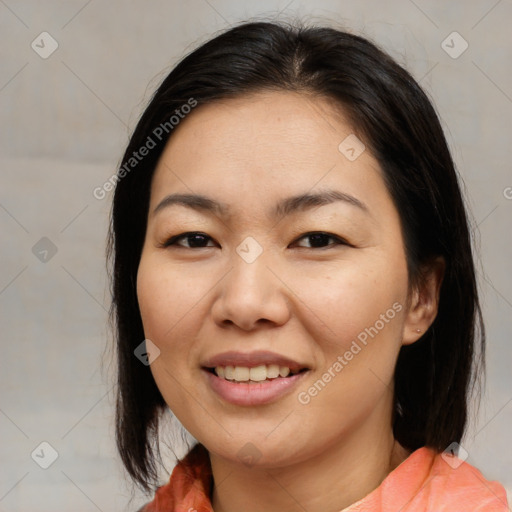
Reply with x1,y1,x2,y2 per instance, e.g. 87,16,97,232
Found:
291,267,406,432
287,258,408,350
137,258,170,339
136,255,196,355
136,255,200,408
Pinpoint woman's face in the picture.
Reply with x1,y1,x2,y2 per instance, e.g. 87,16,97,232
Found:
137,90,423,467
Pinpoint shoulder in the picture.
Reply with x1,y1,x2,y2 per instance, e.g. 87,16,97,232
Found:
419,449,509,511
131,443,213,512
361,446,510,512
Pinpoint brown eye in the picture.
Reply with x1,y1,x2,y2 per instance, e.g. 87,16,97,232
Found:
163,232,216,248
292,232,349,249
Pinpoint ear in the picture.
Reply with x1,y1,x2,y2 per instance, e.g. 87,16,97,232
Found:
402,256,445,345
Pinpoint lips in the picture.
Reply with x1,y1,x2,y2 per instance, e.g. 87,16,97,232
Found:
201,350,311,405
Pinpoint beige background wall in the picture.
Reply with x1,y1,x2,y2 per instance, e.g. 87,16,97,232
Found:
1,1,511,510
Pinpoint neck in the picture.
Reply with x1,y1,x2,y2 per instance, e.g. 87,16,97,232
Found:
209,408,409,512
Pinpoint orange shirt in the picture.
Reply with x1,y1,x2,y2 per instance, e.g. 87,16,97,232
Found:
141,443,508,512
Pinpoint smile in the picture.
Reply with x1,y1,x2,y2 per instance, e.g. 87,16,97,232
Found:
212,364,303,382
201,350,311,405
202,368,310,406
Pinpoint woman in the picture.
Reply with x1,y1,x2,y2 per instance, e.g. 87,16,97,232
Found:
108,20,508,511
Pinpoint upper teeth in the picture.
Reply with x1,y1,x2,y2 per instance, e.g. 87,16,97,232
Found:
215,365,298,382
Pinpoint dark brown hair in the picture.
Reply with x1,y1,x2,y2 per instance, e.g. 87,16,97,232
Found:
108,20,484,492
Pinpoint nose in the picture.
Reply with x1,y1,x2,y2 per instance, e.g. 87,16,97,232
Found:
211,248,291,331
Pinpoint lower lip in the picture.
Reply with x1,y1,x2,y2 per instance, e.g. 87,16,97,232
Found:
203,369,308,406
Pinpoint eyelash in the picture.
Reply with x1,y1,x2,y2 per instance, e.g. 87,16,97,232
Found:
161,231,351,250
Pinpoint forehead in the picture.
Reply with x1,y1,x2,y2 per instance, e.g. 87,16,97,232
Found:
149,90,388,218
160,91,348,166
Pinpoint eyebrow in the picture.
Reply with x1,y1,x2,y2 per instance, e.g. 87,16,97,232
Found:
152,189,369,220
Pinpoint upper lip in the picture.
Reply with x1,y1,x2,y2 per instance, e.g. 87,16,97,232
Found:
201,351,308,371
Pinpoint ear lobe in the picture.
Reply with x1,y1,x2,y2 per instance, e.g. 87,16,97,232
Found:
402,257,445,345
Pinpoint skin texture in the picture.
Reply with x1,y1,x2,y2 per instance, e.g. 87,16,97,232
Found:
136,90,444,512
